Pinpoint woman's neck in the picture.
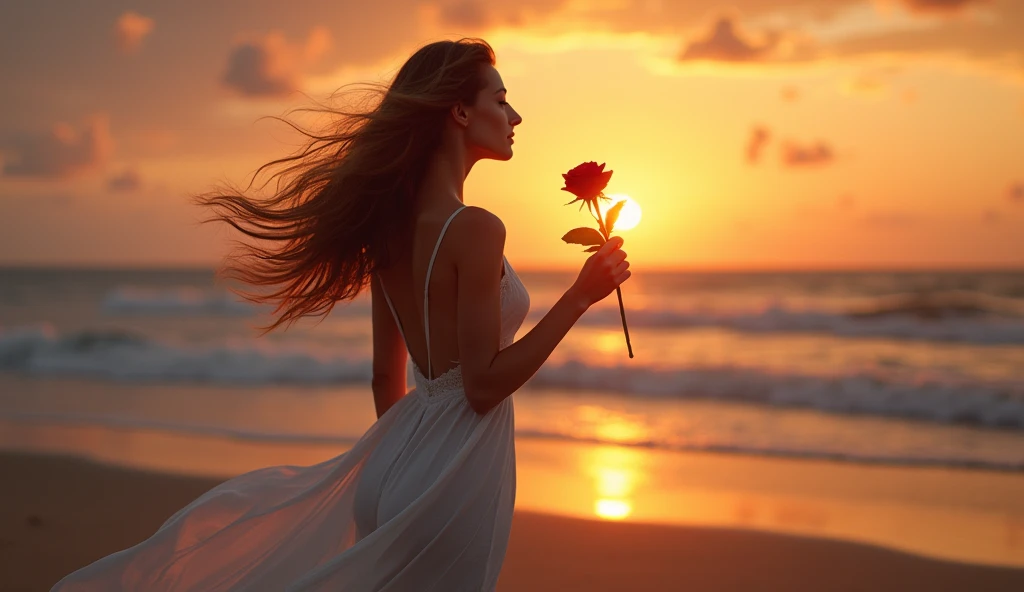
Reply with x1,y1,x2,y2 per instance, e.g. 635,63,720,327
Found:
417,135,476,210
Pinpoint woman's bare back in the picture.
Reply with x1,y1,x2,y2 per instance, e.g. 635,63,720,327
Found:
376,204,505,381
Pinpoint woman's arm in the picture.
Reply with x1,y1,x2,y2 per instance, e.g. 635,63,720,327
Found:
463,287,589,414
453,206,623,415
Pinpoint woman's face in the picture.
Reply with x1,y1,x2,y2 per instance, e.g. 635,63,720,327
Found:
461,64,522,161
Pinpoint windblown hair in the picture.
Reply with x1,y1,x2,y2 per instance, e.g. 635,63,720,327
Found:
193,38,496,335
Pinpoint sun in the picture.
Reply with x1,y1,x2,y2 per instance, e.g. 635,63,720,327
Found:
605,194,642,231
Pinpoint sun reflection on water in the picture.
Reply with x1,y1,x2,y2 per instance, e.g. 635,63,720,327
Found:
587,445,644,521
595,499,632,520
577,405,648,446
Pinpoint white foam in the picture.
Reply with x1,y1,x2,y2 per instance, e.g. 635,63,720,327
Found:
102,286,257,315
97,284,1024,344
0,324,372,384
575,305,1024,344
1,325,1021,430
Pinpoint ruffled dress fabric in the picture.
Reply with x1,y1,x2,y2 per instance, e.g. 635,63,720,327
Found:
51,205,531,591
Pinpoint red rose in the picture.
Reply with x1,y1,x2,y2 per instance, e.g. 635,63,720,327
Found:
557,159,634,359
561,161,613,208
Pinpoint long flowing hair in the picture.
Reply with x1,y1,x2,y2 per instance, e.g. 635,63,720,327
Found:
193,38,496,335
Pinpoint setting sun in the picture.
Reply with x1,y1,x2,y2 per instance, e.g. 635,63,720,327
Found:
605,194,642,232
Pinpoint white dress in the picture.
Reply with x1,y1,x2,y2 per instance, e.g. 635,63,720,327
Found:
51,205,531,591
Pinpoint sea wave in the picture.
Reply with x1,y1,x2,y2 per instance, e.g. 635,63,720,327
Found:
2,325,1021,429
577,291,1024,344
529,360,1024,429
100,285,370,317
102,286,257,316
0,325,372,384
97,285,1024,344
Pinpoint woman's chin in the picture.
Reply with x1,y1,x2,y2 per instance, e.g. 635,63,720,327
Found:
479,145,514,161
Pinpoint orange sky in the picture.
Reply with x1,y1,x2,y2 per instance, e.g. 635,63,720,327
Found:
0,0,1022,270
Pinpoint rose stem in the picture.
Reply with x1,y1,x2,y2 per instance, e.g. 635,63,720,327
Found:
590,196,634,358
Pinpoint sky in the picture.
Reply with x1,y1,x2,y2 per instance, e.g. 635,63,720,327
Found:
0,0,1022,270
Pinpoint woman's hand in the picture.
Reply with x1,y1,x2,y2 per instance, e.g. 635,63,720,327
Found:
569,236,630,309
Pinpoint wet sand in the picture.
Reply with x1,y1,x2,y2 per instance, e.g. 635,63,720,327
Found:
3,452,1024,592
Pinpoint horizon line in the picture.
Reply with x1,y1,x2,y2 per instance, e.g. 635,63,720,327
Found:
2,262,1023,274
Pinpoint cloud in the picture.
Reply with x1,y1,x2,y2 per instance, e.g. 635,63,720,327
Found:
830,2,1022,83
424,0,569,30
223,44,294,97
223,27,332,97
107,168,142,192
780,139,835,167
437,0,493,28
418,0,1018,84
1009,181,1024,203
894,0,992,16
115,11,154,54
679,16,782,62
2,115,113,178
745,125,771,164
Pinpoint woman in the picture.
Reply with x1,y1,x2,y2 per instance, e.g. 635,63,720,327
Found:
51,37,630,591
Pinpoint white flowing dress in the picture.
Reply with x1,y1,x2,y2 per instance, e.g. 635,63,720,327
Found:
51,205,531,591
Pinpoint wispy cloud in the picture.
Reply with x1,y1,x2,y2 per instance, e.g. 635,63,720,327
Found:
1009,181,1024,203
678,16,783,63
2,115,113,179
830,1,1021,84
780,139,835,167
424,0,565,30
437,0,492,28
107,168,142,192
746,125,771,164
223,27,332,97
114,11,154,54
892,0,993,16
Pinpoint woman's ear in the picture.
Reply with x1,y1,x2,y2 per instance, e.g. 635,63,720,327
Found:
450,102,470,128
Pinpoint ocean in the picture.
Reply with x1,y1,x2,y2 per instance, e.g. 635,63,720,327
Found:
1,266,1023,471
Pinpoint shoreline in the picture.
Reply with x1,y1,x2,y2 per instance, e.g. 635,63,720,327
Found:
6,408,1024,473
3,414,1024,569
3,451,1024,592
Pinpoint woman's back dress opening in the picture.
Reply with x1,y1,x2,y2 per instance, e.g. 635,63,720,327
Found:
51,205,532,592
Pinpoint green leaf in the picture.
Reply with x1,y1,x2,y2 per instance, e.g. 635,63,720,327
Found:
561,227,605,246
605,200,626,234
583,246,601,252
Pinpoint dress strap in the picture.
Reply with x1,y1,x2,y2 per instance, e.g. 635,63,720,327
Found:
377,275,406,350
424,206,467,379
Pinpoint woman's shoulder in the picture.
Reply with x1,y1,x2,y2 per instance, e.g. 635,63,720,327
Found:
452,205,505,240
445,206,506,272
